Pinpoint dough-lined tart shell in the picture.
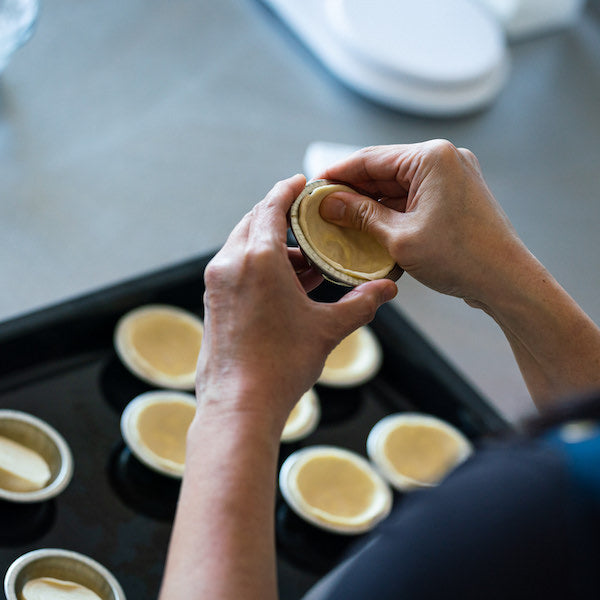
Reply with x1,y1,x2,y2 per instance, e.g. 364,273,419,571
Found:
367,413,473,491
279,445,392,534
114,304,203,390
290,179,403,287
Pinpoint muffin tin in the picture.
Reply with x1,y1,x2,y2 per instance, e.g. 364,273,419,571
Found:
0,251,509,599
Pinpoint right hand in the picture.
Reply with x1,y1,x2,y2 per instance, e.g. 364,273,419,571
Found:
317,140,531,309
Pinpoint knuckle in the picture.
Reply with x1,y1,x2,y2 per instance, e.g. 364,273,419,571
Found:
353,199,379,231
264,177,293,206
389,225,416,260
203,259,228,288
426,139,460,163
457,147,480,168
240,243,279,282
245,244,272,267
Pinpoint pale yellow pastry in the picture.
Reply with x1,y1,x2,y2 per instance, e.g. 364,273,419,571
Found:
114,304,203,390
279,446,392,534
0,435,51,493
121,391,196,477
21,577,102,600
367,413,473,491
298,183,396,281
281,388,320,443
318,326,382,387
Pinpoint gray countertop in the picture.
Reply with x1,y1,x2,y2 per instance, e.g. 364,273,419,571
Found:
1,0,599,423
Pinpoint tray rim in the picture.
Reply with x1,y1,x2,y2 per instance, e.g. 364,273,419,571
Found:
0,250,511,435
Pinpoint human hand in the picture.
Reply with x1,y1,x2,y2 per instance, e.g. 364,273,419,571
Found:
317,140,530,309
196,174,397,430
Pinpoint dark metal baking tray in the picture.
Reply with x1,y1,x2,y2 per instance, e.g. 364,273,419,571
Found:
0,251,510,599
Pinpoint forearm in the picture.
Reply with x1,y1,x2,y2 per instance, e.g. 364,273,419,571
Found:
470,245,600,409
159,401,283,600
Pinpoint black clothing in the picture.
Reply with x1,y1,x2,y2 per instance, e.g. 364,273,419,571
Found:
304,423,600,599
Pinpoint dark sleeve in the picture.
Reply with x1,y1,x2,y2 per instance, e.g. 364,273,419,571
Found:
303,440,599,600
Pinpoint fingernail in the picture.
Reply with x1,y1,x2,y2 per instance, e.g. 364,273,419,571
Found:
320,196,346,221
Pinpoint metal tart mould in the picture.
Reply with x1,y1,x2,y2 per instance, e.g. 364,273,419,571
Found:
4,548,126,600
279,445,392,535
120,390,197,479
366,413,473,492
114,304,204,390
290,179,403,287
0,410,73,503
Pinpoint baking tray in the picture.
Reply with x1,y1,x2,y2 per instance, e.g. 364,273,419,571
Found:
0,251,510,599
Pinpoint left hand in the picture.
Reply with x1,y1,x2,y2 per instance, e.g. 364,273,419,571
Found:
196,174,397,430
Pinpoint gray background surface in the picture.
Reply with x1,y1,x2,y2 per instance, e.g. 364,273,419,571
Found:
1,1,599,423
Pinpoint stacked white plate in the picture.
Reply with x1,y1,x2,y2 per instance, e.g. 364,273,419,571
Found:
263,0,510,116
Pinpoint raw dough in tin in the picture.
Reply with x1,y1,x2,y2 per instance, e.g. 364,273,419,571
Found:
114,305,204,389
0,435,51,493
323,327,363,371
128,312,201,378
298,184,395,280
21,577,102,600
383,423,463,484
136,399,195,469
295,454,377,521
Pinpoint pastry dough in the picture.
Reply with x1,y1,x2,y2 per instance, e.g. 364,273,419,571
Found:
21,577,102,600
121,391,197,478
324,327,362,371
367,414,473,491
295,454,377,520
318,326,382,387
135,399,195,470
279,446,392,533
383,423,462,483
114,305,203,389
298,184,395,280
281,389,320,442
128,312,201,377
0,435,51,493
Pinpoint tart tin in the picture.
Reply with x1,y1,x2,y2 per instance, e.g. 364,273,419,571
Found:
0,410,73,503
113,304,204,390
279,445,392,535
318,326,382,388
281,388,321,443
120,390,197,479
289,179,403,287
4,548,126,600
367,412,473,492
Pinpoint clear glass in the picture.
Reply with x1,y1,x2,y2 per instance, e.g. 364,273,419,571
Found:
0,0,39,73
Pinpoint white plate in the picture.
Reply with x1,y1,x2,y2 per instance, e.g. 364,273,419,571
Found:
262,0,509,115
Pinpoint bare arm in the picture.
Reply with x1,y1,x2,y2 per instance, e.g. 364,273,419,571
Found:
318,141,600,409
158,175,396,599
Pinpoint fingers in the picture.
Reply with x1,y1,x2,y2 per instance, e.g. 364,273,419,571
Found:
317,144,416,196
296,268,324,293
327,279,398,340
317,141,475,201
249,174,306,246
288,247,323,293
319,191,404,252
213,211,253,260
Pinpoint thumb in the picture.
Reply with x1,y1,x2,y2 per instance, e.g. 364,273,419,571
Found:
327,279,398,341
319,191,402,250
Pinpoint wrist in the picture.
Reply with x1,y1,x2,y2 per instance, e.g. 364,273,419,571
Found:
463,239,545,321
192,376,292,443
